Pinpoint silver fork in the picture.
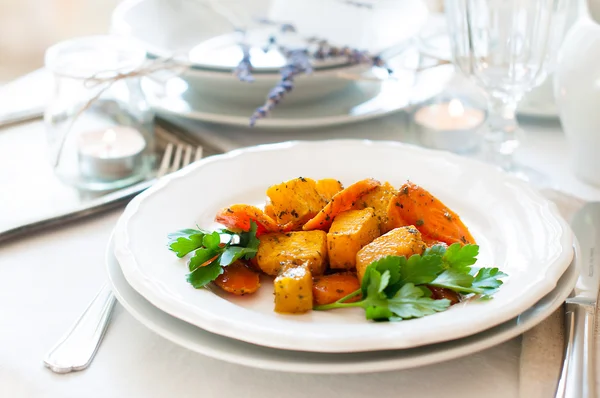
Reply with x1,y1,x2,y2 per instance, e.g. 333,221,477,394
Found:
43,142,203,374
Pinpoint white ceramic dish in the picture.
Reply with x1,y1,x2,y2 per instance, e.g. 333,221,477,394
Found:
143,51,454,129
113,140,573,353
110,0,427,105
108,235,578,373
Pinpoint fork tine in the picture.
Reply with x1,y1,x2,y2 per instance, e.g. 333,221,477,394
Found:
169,144,184,174
156,143,174,178
182,145,193,167
194,146,204,162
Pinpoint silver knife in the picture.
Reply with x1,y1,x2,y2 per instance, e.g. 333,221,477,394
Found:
556,202,600,398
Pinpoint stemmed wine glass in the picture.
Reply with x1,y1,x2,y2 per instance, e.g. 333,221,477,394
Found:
445,0,568,180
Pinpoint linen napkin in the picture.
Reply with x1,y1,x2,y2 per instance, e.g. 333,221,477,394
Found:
519,189,587,398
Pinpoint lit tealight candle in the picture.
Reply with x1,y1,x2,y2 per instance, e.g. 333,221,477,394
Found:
78,126,146,181
414,99,485,153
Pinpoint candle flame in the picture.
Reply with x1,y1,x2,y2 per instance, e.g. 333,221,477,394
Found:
448,99,464,118
103,129,117,145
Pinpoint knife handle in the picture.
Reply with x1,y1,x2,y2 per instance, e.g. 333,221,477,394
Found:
555,302,596,398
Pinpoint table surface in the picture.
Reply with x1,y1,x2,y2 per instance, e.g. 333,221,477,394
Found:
2,76,600,398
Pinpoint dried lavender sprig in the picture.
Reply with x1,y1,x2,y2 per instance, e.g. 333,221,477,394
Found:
234,43,254,82
307,37,393,75
249,49,311,126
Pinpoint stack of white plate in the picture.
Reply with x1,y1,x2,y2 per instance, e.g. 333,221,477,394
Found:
110,0,457,128
109,140,575,373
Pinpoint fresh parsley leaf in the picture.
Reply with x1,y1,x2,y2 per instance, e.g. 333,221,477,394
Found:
168,229,206,258
365,305,395,321
188,248,218,272
428,269,474,292
361,256,401,297
472,267,506,295
386,283,451,319
442,243,479,272
424,244,447,257
239,222,260,260
186,259,223,288
398,253,444,286
219,246,258,266
202,231,221,250
169,221,260,289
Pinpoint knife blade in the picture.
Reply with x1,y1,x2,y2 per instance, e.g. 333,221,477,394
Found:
555,202,600,398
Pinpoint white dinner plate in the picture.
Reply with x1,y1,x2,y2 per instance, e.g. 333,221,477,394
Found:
108,235,578,374
113,140,573,353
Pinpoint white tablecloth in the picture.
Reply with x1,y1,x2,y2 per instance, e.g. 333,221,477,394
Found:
1,85,600,398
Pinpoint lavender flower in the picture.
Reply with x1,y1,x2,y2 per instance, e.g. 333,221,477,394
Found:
249,49,311,126
234,43,254,82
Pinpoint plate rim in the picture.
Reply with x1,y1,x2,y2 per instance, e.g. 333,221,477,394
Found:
113,139,574,352
107,233,579,374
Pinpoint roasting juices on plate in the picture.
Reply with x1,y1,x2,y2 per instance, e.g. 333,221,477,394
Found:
167,177,506,321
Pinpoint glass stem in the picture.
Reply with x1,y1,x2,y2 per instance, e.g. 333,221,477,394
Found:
483,97,521,171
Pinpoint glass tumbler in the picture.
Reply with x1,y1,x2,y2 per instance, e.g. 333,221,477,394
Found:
445,0,568,179
45,35,155,191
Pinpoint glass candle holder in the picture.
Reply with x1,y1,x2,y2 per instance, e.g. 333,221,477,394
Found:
44,35,155,191
412,95,486,154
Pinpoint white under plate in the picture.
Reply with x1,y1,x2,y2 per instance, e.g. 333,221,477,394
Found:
142,53,454,129
113,140,573,353
108,235,578,374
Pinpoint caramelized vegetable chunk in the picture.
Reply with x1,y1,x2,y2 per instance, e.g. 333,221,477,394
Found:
264,202,277,220
274,265,313,314
266,177,326,226
316,179,344,202
215,204,280,235
312,272,361,306
391,182,476,246
427,286,460,305
352,181,397,233
214,261,260,295
303,178,381,231
256,231,328,276
356,226,426,282
327,208,380,269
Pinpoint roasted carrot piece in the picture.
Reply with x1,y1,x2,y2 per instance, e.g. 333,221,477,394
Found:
312,273,361,306
264,203,277,220
303,178,381,231
215,204,280,235
214,261,261,295
392,182,476,245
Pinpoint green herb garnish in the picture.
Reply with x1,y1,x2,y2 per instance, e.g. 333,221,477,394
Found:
314,243,507,321
167,222,260,288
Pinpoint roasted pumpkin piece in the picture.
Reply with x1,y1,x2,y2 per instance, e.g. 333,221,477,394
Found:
266,177,326,226
352,181,397,233
356,226,426,282
215,204,280,235
312,272,361,306
214,261,261,295
303,178,381,231
316,179,344,203
392,182,476,246
256,231,328,276
264,202,277,220
327,208,380,269
274,265,313,314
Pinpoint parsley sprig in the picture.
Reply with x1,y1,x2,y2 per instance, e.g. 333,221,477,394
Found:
167,222,260,288
314,243,507,321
